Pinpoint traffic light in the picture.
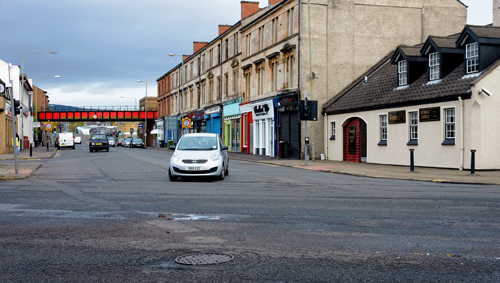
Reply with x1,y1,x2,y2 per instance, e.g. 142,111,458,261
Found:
299,99,318,121
13,99,21,115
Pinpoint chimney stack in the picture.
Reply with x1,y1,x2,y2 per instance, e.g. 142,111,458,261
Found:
494,0,500,26
241,1,260,20
218,25,232,36
193,42,208,53
269,0,281,6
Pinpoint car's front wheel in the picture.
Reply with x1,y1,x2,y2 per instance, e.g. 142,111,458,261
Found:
168,169,178,181
218,163,226,180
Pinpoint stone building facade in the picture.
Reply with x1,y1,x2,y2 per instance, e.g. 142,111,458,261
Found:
157,0,467,159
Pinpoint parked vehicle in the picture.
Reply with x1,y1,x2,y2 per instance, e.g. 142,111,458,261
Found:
89,134,109,152
75,136,82,144
57,133,75,150
107,136,116,147
169,133,229,181
130,138,145,148
116,138,124,146
123,138,132,147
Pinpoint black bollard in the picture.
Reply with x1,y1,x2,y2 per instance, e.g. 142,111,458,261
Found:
410,149,415,172
471,150,476,174
30,144,32,157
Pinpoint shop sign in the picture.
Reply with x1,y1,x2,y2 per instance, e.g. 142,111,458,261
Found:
6,103,12,118
388,110,406,124
205,105,221,115
254,104,270,117
419,107,440,122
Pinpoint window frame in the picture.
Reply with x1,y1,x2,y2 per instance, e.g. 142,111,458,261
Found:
429,52,440,80
442,108,456,145
378,114,388,145
407,111,418,145
329,121,336,140
466,42,479,74
398,60,408,86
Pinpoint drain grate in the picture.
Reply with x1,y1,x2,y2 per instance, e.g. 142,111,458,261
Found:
175,253,234,265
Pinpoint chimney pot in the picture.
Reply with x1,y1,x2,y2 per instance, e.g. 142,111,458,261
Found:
241,1,260,20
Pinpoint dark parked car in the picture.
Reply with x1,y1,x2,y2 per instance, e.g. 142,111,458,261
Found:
89,134,109,152
130,138,145,148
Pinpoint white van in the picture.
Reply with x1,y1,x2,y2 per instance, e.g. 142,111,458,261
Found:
57,133,75,149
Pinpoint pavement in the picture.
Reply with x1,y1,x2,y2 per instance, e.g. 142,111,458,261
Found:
1,145,499,185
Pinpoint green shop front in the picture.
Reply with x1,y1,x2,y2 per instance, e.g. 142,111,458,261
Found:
223,98,241,152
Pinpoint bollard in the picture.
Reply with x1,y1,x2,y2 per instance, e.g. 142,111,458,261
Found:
30,144,32,157
410,149,415,172
47,142,49,152
471,149,476,174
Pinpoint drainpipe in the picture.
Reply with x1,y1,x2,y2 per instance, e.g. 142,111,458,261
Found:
459,96,464,171
324,112,328,160
297,0,302,159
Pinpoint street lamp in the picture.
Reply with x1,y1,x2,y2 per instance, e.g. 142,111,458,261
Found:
137,80,147,148
20,51,57,149
34,75,60,146
120,96,137,109
169,53,185,136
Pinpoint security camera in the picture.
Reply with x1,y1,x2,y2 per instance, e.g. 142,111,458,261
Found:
480,87,492,96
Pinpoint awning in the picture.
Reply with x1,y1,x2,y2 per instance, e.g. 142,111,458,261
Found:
150,129,161,134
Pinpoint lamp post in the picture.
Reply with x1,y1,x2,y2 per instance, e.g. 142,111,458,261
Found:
169,53,185,136
42,92,50,146
20,51,57,149
120,96,137,109
35,75,60,145
137,80,147,148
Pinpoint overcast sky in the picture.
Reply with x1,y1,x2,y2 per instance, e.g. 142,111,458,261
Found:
0,0,494,108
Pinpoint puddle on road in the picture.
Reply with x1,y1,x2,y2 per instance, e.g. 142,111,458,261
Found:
0,203,248,221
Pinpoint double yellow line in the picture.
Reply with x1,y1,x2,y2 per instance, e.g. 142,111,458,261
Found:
54,149,61,158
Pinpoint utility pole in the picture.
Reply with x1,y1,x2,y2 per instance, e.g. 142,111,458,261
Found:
8,64,19,173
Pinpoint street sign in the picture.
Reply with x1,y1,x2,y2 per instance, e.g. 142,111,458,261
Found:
45,122,53,131
138,123,144,128
182,118,192,128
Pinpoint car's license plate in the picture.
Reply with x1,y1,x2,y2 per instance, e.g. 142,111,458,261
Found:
187,167,201,171
61,143,66,146
96,143,102,145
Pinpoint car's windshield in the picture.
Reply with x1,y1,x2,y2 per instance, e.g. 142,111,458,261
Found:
125,138,131,141
91,134,106,139
133,138,142,142
107,137,114,140
178,136,218,150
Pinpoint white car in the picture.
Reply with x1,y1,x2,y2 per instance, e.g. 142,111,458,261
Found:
75,136,82,144
169,133,229,181
107,137,116,147
57,132,75,149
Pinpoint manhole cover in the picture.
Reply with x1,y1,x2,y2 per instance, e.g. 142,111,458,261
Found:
175,253,234,265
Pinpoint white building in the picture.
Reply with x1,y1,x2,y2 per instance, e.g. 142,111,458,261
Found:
324,23,500,170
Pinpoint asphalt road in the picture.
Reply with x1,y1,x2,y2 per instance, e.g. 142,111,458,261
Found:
0,142,499,282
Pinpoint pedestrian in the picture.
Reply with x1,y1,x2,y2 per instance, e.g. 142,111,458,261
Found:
15,133,20,154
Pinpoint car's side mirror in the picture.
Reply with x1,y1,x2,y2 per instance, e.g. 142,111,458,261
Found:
221,145,229,151
169,145,176,150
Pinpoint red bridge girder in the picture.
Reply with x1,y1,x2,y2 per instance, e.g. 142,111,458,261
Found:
38,110,158,121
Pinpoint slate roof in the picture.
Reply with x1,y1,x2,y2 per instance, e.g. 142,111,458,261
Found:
428,34,460,49
323,53,476,115
398,45,422,57
468,25,500,39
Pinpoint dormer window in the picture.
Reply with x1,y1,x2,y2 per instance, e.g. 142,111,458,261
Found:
429,52,440,80
398,60,408,86
466,42,478,73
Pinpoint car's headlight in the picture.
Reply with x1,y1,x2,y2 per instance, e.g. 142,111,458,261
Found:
210,151,220,161
172,151,180,162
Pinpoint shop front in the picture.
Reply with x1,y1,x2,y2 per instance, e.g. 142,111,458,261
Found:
276,92,300,159
251,99,276,156
204,105,221,135
192,109,206,133
239,102,253,154
223,98,241,152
